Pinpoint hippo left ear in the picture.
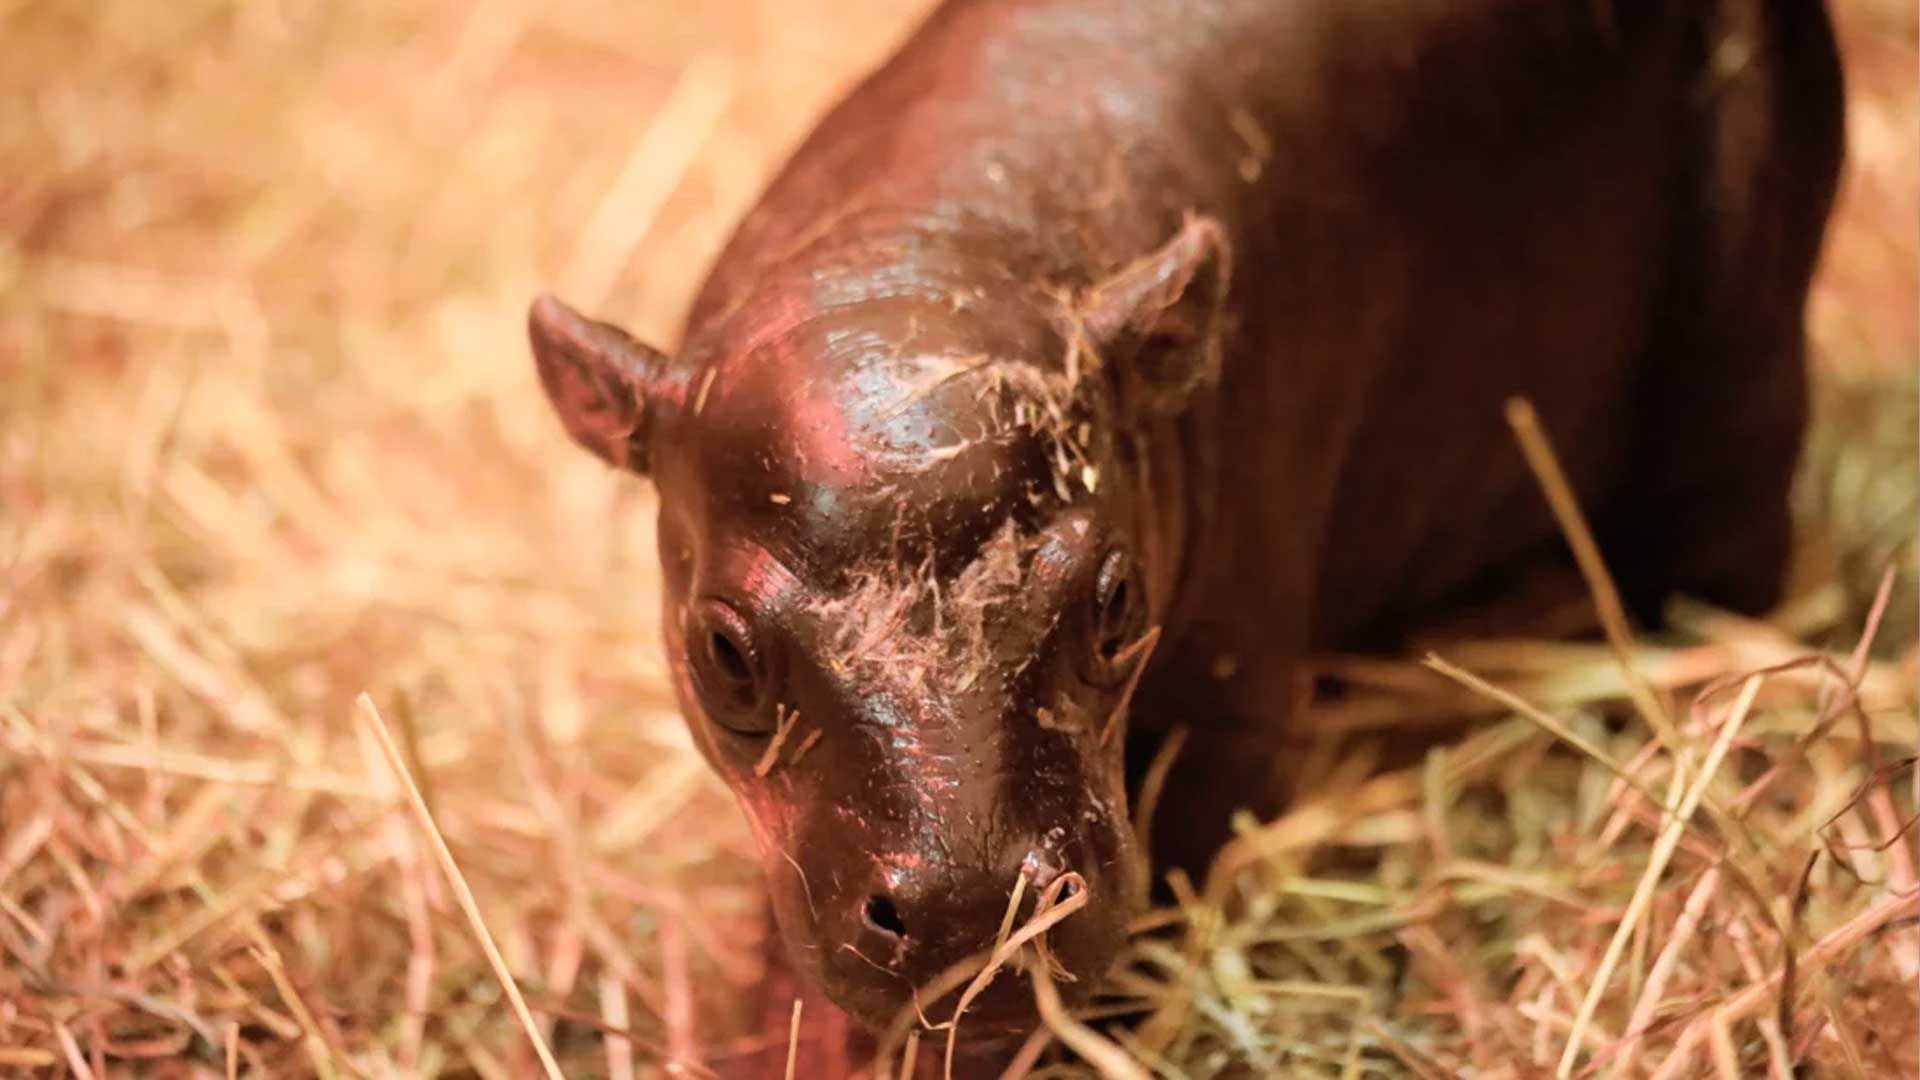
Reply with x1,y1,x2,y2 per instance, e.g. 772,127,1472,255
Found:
528,293,669,473
1073,215,1231,415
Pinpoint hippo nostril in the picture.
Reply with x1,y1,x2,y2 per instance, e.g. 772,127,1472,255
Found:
863,895,907,939
1021,848,1063,892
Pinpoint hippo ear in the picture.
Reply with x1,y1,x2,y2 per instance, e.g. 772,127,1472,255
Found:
528,293,669,473
1074,215,1231,415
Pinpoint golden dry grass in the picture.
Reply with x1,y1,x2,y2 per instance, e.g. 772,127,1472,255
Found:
1,1,1915,1077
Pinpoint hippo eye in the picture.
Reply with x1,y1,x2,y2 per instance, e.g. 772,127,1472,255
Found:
1089,547,1146,682
689,600,771,733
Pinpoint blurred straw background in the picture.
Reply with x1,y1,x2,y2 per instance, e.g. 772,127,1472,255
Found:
0,1,1913,1077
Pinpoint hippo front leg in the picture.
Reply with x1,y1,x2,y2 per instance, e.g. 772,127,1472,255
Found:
1123,646,1309,888
1129,724,1295,888
1604,0,1842,625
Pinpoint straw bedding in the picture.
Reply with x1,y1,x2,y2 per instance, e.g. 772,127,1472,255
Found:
2,0,1914,1075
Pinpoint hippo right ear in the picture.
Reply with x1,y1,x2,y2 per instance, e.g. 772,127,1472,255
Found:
1072,215,1231,416
528,293,669,473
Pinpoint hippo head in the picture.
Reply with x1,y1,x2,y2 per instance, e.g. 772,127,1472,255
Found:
527,218,1226,1033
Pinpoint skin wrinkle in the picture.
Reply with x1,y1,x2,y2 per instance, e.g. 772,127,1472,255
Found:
869,703,950,856
694,212,1049,361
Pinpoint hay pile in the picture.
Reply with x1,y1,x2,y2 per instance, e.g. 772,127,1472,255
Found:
1,0,1913,1077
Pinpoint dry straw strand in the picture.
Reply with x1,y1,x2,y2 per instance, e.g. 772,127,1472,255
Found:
785,997,803,1080
1030,966,1151,1080
1557,674,1762,1077
1506,398,1679,756
356,694,568,1080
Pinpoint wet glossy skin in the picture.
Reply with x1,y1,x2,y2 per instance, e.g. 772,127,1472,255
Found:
652,291,1151,1026
529,0,1843,1047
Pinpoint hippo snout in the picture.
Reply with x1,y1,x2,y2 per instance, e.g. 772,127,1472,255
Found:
808,829,1132,1031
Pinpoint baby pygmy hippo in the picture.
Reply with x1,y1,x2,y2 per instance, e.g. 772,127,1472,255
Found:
528,0,1842,1040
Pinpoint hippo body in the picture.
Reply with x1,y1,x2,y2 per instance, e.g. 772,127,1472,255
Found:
529,0,1842,1047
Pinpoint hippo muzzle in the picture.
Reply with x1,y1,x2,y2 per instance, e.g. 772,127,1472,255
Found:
680,504,1152,1031
746,584,1143,1029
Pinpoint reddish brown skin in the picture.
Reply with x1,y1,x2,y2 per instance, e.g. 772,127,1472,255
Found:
528,0,1844,1060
